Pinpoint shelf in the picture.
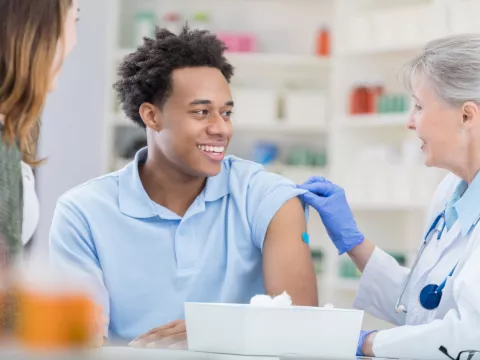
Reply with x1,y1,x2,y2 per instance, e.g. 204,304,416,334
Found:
338,113,409,128
339,43,423,57
116,48,330,69
111,113,327,134
226,52,330,69
269,165,328,185
234,121,327,134
350,202,428,211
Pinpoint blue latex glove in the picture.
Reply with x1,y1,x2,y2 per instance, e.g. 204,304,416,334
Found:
357,330,377,356
297,176,364,255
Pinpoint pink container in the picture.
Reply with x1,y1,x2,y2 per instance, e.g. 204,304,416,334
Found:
216,32,257,52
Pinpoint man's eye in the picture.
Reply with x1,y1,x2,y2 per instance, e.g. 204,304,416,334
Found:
195,110,208,116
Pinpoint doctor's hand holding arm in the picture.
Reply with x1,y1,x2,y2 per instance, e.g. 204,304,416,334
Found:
298,177,378,355
299,33,480,360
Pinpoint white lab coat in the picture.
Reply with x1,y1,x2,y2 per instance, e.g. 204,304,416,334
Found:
353,173,480,360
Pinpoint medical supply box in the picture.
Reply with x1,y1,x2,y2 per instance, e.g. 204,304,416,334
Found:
184,302,363,359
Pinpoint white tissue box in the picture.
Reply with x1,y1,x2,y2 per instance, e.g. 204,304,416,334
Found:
184,302,363,358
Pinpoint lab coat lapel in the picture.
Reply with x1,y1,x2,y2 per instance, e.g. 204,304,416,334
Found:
410,221,462,292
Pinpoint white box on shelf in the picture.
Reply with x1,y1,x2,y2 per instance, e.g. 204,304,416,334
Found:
394,7,421,47
231,87,278,126
412,167,444,204
185,302,363,358
283,90,326,127
368,165,389,204
418,4,446,42
348,15,370,52
389,164,412,205
372,10,393,49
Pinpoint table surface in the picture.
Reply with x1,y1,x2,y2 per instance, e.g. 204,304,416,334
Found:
1,346,409,360
96,347,401,360
100,347,410,360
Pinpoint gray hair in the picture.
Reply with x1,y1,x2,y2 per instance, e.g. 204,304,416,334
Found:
401,33,480,107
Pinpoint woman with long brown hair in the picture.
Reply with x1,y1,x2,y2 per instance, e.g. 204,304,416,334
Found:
0,0,78,262
0,0,106,347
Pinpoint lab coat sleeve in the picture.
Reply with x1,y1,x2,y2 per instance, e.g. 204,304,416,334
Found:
49,198,110,335
372,237,480,360
353,247,408,326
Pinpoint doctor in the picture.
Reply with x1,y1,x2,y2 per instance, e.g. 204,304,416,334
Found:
299,33,480,360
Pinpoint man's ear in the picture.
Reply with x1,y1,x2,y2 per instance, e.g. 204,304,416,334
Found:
139,103,162,131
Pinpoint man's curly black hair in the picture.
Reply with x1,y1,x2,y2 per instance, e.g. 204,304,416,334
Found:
113,26,235,128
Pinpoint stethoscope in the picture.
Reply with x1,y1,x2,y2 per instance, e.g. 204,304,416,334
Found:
395,210,457,313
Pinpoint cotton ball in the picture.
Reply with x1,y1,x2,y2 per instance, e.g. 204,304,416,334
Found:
271,291,292,307
250,294,273,307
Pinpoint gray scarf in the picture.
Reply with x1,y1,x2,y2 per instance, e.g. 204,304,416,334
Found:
0,125,23,265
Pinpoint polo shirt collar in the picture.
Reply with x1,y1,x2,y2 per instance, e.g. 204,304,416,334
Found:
118,148,157,218
455,170,480,236
118,147,230,219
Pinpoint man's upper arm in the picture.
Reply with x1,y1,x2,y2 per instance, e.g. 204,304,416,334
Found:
262,197,318,306
246,169,317,306
49,198,110,328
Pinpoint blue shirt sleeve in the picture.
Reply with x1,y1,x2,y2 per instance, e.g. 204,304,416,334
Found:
49,197,110,334
246,170,308,251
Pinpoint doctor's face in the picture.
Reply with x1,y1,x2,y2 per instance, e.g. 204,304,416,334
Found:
407,76,464,169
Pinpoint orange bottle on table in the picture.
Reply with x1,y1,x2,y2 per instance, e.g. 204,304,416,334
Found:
14,270,98,350
16,289,96,349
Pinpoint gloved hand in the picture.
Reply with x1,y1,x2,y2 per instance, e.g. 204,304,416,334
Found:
297,176,364,255
357,330,377,356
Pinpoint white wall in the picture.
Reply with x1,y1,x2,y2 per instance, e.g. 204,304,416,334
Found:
32,0,115,260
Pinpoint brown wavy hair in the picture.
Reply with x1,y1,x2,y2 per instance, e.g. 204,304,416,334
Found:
0,0,72,165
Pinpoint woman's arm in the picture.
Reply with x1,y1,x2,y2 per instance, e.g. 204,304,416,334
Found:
347,237,375,272
297,177,408,324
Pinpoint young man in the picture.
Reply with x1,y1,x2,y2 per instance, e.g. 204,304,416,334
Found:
49,27,318,347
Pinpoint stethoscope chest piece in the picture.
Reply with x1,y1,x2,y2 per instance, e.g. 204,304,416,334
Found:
419,284,443,310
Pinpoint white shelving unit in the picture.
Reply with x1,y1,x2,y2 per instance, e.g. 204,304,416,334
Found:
338,113,410,128
102,0,474,331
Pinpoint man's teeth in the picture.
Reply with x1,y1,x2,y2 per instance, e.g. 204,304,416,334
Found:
197,145,225,153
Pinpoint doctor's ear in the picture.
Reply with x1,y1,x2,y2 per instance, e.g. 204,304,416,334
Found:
139,102,163,131
461,101,480,129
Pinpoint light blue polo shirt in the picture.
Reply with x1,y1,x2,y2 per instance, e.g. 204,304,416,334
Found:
49,148,307,341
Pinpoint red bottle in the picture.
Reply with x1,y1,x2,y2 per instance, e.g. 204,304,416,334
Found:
316,27,330,57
